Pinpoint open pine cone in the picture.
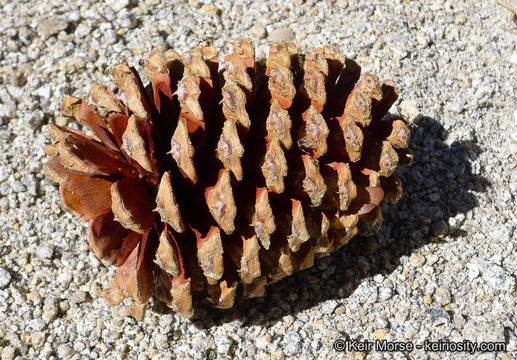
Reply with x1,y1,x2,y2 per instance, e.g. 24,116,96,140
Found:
43,39,412,319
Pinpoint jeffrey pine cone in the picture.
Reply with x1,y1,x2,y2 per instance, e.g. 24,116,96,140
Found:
44,39,412,319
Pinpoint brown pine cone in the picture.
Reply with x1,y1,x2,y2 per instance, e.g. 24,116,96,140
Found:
43,39,412,319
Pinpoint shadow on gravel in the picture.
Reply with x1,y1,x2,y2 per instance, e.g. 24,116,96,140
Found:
160,116,489,328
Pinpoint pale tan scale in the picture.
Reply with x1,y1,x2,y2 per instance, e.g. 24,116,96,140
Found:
216,118,245,180
239,235,262,283
108,63,148,119
121,115,154,173
205,170,237,235
266,98,293,149
170,118,197,183
175,73,204,121
154,172,185,233
155,228,180,277
197,228,224,283
221,80,250,128
261,139,288,193
251,188,276,250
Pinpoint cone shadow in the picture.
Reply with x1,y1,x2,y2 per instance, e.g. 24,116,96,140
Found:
156,115,489,329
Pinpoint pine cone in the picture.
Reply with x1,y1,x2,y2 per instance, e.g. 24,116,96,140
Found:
44,39,412,319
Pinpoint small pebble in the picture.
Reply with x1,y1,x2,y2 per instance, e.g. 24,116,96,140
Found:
56,344,74,359
38,16,69,39
107,0,129,12
249,23,267,39
429,308,450,327
36,245,54,259
378,287,393,301
482,263,515,291
42,296,58,323
214,333,232,355
1,346,15,360
57,269,73,288
433,287,451,305
201,4,219,16
283,331,302,355
31,331,46,348
432,220,449,237
268,27,295,41
59,301,71,313
509,53,517,65
409,253,425,267
0,267,11,288
71,290,87,304
320,300,338,314
117,9,137,29
37,85,52,103
334,305,346,314
398,98,419,120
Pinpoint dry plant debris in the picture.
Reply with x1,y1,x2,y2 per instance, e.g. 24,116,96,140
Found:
496,0,517,33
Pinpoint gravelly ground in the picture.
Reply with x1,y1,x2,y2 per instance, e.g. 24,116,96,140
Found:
0,0,516,359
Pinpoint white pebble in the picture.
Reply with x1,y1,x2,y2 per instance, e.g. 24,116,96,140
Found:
0,267,11,288
268,27,295,41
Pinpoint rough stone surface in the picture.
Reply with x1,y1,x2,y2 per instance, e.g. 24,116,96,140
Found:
0,0,516,359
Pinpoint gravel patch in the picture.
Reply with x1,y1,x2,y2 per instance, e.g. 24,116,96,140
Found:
0,0,516,359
